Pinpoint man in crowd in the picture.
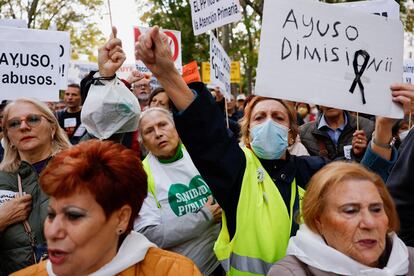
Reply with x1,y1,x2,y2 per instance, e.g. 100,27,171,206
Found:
131,74,152,110
300,106,374,161
57,83,86,145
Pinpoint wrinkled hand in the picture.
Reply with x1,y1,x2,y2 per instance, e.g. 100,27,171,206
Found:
98,26,126,77
391,83,414,115
0,194,32,231
126,70,146,86
204,197,222,223
134,26,176,77
352,130,368,156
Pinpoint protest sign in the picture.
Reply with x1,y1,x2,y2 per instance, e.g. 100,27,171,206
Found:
0,19,27,28
0,26,70,90
182,61,201,84
335,0,399,20
202,62,211,83
210,33,231,98
231,61,241,83
255,0,404,118
403,60,414,84
0,40,60,101
201,61,240,84
0,190,16,207
134,26,182,74
190,0,242,36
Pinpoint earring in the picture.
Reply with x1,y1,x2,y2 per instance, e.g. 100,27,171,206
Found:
117,229,124,235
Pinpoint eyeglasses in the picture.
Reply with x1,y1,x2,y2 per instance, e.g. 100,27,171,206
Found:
6,114,47,130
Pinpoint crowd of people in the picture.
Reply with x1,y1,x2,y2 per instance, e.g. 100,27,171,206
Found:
0,24,414,276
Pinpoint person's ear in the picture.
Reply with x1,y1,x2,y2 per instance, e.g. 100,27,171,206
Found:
115,205,132,235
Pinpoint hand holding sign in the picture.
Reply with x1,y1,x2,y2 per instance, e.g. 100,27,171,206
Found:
0,194,32,231
135,26,176,78
98,26,126,77
391,83,414,116
352,130,368,157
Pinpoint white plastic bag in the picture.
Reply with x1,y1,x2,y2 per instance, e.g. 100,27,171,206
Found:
81,78,141,140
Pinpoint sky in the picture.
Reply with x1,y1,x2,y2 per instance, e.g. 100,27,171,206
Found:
98,0,147,63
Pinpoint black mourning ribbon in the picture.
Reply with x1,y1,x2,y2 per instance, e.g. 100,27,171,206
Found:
349,50,370,105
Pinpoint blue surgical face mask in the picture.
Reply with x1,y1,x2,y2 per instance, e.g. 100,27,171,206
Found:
250,119,289,160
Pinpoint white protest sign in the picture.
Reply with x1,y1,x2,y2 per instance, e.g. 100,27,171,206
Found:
0,26,70,90
210,33,231,98
68,61,98,85
0,40,60,101
134,26,182,74
335,0,400,20
0,190,16,207
255,0,404,118
0,19,27,28
403,59,414,84
190,0,242,36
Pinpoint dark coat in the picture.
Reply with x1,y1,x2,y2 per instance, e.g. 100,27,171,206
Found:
300,112,374,161
386,128,414,246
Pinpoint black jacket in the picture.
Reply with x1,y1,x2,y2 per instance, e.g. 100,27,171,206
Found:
386,127,414,246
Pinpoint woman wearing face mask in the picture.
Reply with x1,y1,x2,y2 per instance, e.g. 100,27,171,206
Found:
134,27,400,276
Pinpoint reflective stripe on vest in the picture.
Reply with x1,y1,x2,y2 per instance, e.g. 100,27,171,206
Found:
219,253,274,274
214,147,305,276
142,157,161,208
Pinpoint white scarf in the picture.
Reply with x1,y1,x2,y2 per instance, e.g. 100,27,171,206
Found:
287,224,409,276
46,231,156,275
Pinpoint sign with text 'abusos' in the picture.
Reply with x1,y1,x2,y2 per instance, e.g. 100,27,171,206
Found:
133,26,182,74
0,40,60,101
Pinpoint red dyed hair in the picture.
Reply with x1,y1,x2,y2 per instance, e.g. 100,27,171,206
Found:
40,140,147,235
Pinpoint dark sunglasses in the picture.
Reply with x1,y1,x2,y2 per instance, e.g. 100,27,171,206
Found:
7,114,47,130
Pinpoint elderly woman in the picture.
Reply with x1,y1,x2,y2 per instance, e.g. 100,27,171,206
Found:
133,27,404,275
134,107,221,275
12,140,201,275
0,98,71,275
268,162,414,275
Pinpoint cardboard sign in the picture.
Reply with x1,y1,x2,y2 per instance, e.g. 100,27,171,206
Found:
190,0,242,36
210,33,231,98
0,19,27,28
134,26,182,74
0,26,70,90
335,0,400,20
182,61,201,84
255,0,404,118
0,40,60,101
403,59,414,84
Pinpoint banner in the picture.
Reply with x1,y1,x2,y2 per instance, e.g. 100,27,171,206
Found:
182,61,201,84
0,40,60,101
190,0,242,36
0,27,70,90
255,0,404,118
210,33,231,98
134,26,182,74
0,19,27,28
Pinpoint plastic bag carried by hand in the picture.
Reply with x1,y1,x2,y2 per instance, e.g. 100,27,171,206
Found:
81,78,141,140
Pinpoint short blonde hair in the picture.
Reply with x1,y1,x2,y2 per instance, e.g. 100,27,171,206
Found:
239,96,298,147
0,98,71,172
302,161,399,234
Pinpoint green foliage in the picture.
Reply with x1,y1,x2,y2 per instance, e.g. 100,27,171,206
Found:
0,0,106,61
